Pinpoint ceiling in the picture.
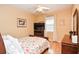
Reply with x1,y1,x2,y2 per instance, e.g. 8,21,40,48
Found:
12,4,72,14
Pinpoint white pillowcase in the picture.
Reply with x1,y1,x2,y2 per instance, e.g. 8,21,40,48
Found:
2,35,24,54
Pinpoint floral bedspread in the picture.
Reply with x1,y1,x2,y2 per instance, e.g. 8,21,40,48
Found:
18,37,49,54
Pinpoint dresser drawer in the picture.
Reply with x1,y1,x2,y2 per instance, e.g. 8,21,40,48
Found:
62,43,78,54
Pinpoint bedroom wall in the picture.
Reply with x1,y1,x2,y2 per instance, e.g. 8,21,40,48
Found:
0,5,34,38
55,8,72,42
34,7,73,42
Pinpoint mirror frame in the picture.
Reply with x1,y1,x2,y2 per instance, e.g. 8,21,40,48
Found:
73,9,78,35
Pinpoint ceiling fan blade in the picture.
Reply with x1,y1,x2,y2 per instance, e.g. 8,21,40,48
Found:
40,6,50,10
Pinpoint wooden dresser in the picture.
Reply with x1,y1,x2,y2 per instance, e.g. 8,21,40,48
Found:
62,42,78,54
62,35,78,54
34,23,45,37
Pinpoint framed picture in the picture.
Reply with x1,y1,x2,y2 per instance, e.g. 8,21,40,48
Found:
17,18,27,27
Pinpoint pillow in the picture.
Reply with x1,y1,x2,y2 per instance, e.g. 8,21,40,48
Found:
2,35,24,54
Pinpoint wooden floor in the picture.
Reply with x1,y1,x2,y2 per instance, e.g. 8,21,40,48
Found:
51,41,61,54
44,41,61,54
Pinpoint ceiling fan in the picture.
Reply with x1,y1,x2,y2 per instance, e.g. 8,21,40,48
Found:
34,5,50,13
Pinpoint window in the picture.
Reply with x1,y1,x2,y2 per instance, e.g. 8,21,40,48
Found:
45,16,55,32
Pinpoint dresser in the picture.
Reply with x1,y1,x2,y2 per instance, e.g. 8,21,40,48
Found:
62,42,78,54
62,35,78,54
34,23,45,37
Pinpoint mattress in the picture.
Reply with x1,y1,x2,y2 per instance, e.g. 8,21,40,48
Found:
18,37,49,54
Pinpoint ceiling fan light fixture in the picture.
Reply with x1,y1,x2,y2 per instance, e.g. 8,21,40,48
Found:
34,5,50,13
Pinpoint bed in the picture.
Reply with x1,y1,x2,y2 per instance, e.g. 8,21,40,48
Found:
0,34,49,54
18,37,49,54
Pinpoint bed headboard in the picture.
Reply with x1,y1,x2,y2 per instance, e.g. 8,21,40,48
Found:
0,33,6,54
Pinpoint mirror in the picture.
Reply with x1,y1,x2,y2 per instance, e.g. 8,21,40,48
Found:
71,9,78,43
73,9,78,35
